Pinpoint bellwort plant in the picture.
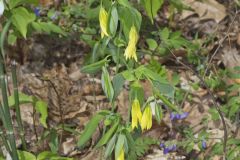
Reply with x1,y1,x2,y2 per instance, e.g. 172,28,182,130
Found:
77,1,183,160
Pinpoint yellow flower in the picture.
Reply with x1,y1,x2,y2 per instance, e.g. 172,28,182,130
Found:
140,105,152,131
131,99,142,130
124,25,139,62
99,7,109,38
116,147,124,160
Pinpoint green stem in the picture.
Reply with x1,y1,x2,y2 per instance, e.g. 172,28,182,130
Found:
11,62,27,150
0,130,12,155
0,65,19,160
0,20,19,160
157,94,180,112
116,25,123,73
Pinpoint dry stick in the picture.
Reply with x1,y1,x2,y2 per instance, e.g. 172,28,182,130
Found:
44,79,64,148
32,109,38,142
167,48,228,159
203,12,238,78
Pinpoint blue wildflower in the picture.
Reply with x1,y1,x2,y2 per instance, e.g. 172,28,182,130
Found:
160,143,165,148
34,7,40,17
179,112,189,119
160,143,177,154
170,112,189,121
202,140,207,149
163,147,170,154
170,113,175,120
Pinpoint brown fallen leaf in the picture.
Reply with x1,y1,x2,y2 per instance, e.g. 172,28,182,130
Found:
181,0,226,23
222,47,240,85
237,33,240,46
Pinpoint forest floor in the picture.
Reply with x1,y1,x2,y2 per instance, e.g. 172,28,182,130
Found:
4,0,240,159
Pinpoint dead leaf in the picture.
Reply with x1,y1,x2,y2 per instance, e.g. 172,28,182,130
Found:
181,0,226,23
222,47,240,84
61,138,76,155
237,33,240,46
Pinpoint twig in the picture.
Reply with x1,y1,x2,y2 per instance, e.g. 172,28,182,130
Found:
203,11,238,78
32,109,38,142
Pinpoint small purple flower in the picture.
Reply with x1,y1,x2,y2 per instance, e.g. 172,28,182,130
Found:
162,144,177,154
175,113,181,119
179,112,189,119
170,112,189,121
34,7,40,17
202,140,207,149
160,143,165,148
170,113,175,120
163,147,169,154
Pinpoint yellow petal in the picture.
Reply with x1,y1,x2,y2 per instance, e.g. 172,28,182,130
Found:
124,25,139,61
141,105,152,131
147,106,152,130
131,99,142,130
116,147,124,160
140,107,148,130
99,7,109,37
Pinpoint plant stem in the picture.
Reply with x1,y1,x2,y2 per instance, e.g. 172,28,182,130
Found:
11,61,27,150
0,63,19,160
0,130,12,155
157,94,180,112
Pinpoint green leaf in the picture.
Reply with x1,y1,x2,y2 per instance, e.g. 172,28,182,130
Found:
152,80,175,98
37,151,73,160
115,134,125,160
112,73,125,99
209,108,220,121
46,22,66,36
118,6,142,39
35,100,48,128
37,151,56,160
77,113,105,148
155,103,162,124
141,0,164,23
229,104,240,118
18,150,36,160
159,27,170,41
104,134,117,158
118,0,131,7
8,0,38,9
121,70,135,81
11,7,36,38
129,81,145,106
7,33,17,45
8,0,23,9
146,38,158,51
108,5,118,36
49,129,59,153
95,117,120,148
8,92,34,107
81,56,110,74
31,22,43,33
11,14,28,38
101,66,114,102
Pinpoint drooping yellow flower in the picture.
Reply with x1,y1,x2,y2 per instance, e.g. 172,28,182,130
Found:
131,99,142,130
140,105,152,131
99,7,109,38
116,147,124,160
124,25,139,62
